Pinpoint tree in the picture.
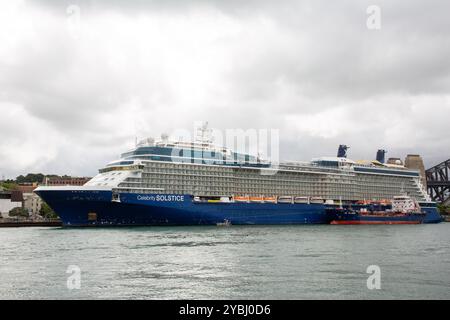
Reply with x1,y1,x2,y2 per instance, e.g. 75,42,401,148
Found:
0,182,18,190
15,173,45,184
40,202,58,219
9,207,29,218
437,204,450,216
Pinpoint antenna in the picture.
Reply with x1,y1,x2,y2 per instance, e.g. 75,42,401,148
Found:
195,121,212,144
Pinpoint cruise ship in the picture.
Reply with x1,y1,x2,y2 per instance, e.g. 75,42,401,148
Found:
35,125,442,226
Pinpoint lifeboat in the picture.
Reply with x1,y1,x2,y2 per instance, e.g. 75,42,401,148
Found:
310,197,324,204
234,195,250,202
278,196,293,204
250,196,264,202
220,196,232,203
263,196,277,203
294,196,309,204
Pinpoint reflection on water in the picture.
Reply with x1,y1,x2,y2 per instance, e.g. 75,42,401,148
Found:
0,224,449,299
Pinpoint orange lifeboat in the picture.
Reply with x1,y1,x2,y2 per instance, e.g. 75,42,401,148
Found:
234,195,250,202
249,196,264,202
263,196,277,203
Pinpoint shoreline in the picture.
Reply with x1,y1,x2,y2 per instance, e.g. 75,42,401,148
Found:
0,220,62,228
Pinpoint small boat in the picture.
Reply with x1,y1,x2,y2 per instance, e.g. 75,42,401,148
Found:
216,219,231,226
294,196,309,204
220,196,232,203
249,196,264,202
278,196,293,204
234,196,249,202
263,196,277,203
310,197,324,204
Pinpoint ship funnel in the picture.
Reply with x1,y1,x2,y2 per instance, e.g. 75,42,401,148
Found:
337,145,349,158
376,149,386,163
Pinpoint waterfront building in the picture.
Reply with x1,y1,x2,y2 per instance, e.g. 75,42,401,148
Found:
0,191,23,218
23,192,42,217
44,176,91,186
16,182,39,194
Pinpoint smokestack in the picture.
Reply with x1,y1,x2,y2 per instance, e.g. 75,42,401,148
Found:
337,145,349,158
376,149,386,163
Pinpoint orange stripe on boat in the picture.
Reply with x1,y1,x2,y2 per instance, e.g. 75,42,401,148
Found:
330,220,421,225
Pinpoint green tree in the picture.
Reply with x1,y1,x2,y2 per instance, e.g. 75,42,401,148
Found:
9,207,29,218
0,182,18,190
437,204,450,215
16,173,45,184
40,202,58,219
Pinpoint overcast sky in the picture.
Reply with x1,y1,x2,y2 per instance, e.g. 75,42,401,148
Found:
0,0,449,179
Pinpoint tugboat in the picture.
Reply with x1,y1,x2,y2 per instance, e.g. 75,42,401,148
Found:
326,195,426,225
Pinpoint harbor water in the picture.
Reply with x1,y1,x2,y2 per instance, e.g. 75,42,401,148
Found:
0,224,449,299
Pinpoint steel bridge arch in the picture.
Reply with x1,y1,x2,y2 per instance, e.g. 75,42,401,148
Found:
426,159,450,204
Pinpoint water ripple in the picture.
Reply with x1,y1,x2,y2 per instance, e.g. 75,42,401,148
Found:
0,224,449,299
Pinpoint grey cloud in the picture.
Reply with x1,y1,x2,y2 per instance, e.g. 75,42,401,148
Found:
0,0,449,178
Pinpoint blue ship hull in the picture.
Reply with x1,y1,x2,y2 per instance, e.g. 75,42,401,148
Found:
35,190,328,226
420,205,443,223
35,189,443,227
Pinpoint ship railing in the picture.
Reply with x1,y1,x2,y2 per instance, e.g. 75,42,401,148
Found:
413,178,432,202
112,186,165,194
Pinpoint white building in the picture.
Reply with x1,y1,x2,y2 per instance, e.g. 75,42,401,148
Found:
0,191,22,218
23,193,42,217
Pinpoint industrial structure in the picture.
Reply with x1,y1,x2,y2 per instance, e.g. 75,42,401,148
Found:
426,159,450,205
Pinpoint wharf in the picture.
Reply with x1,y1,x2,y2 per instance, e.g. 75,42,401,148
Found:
0,220,62,227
